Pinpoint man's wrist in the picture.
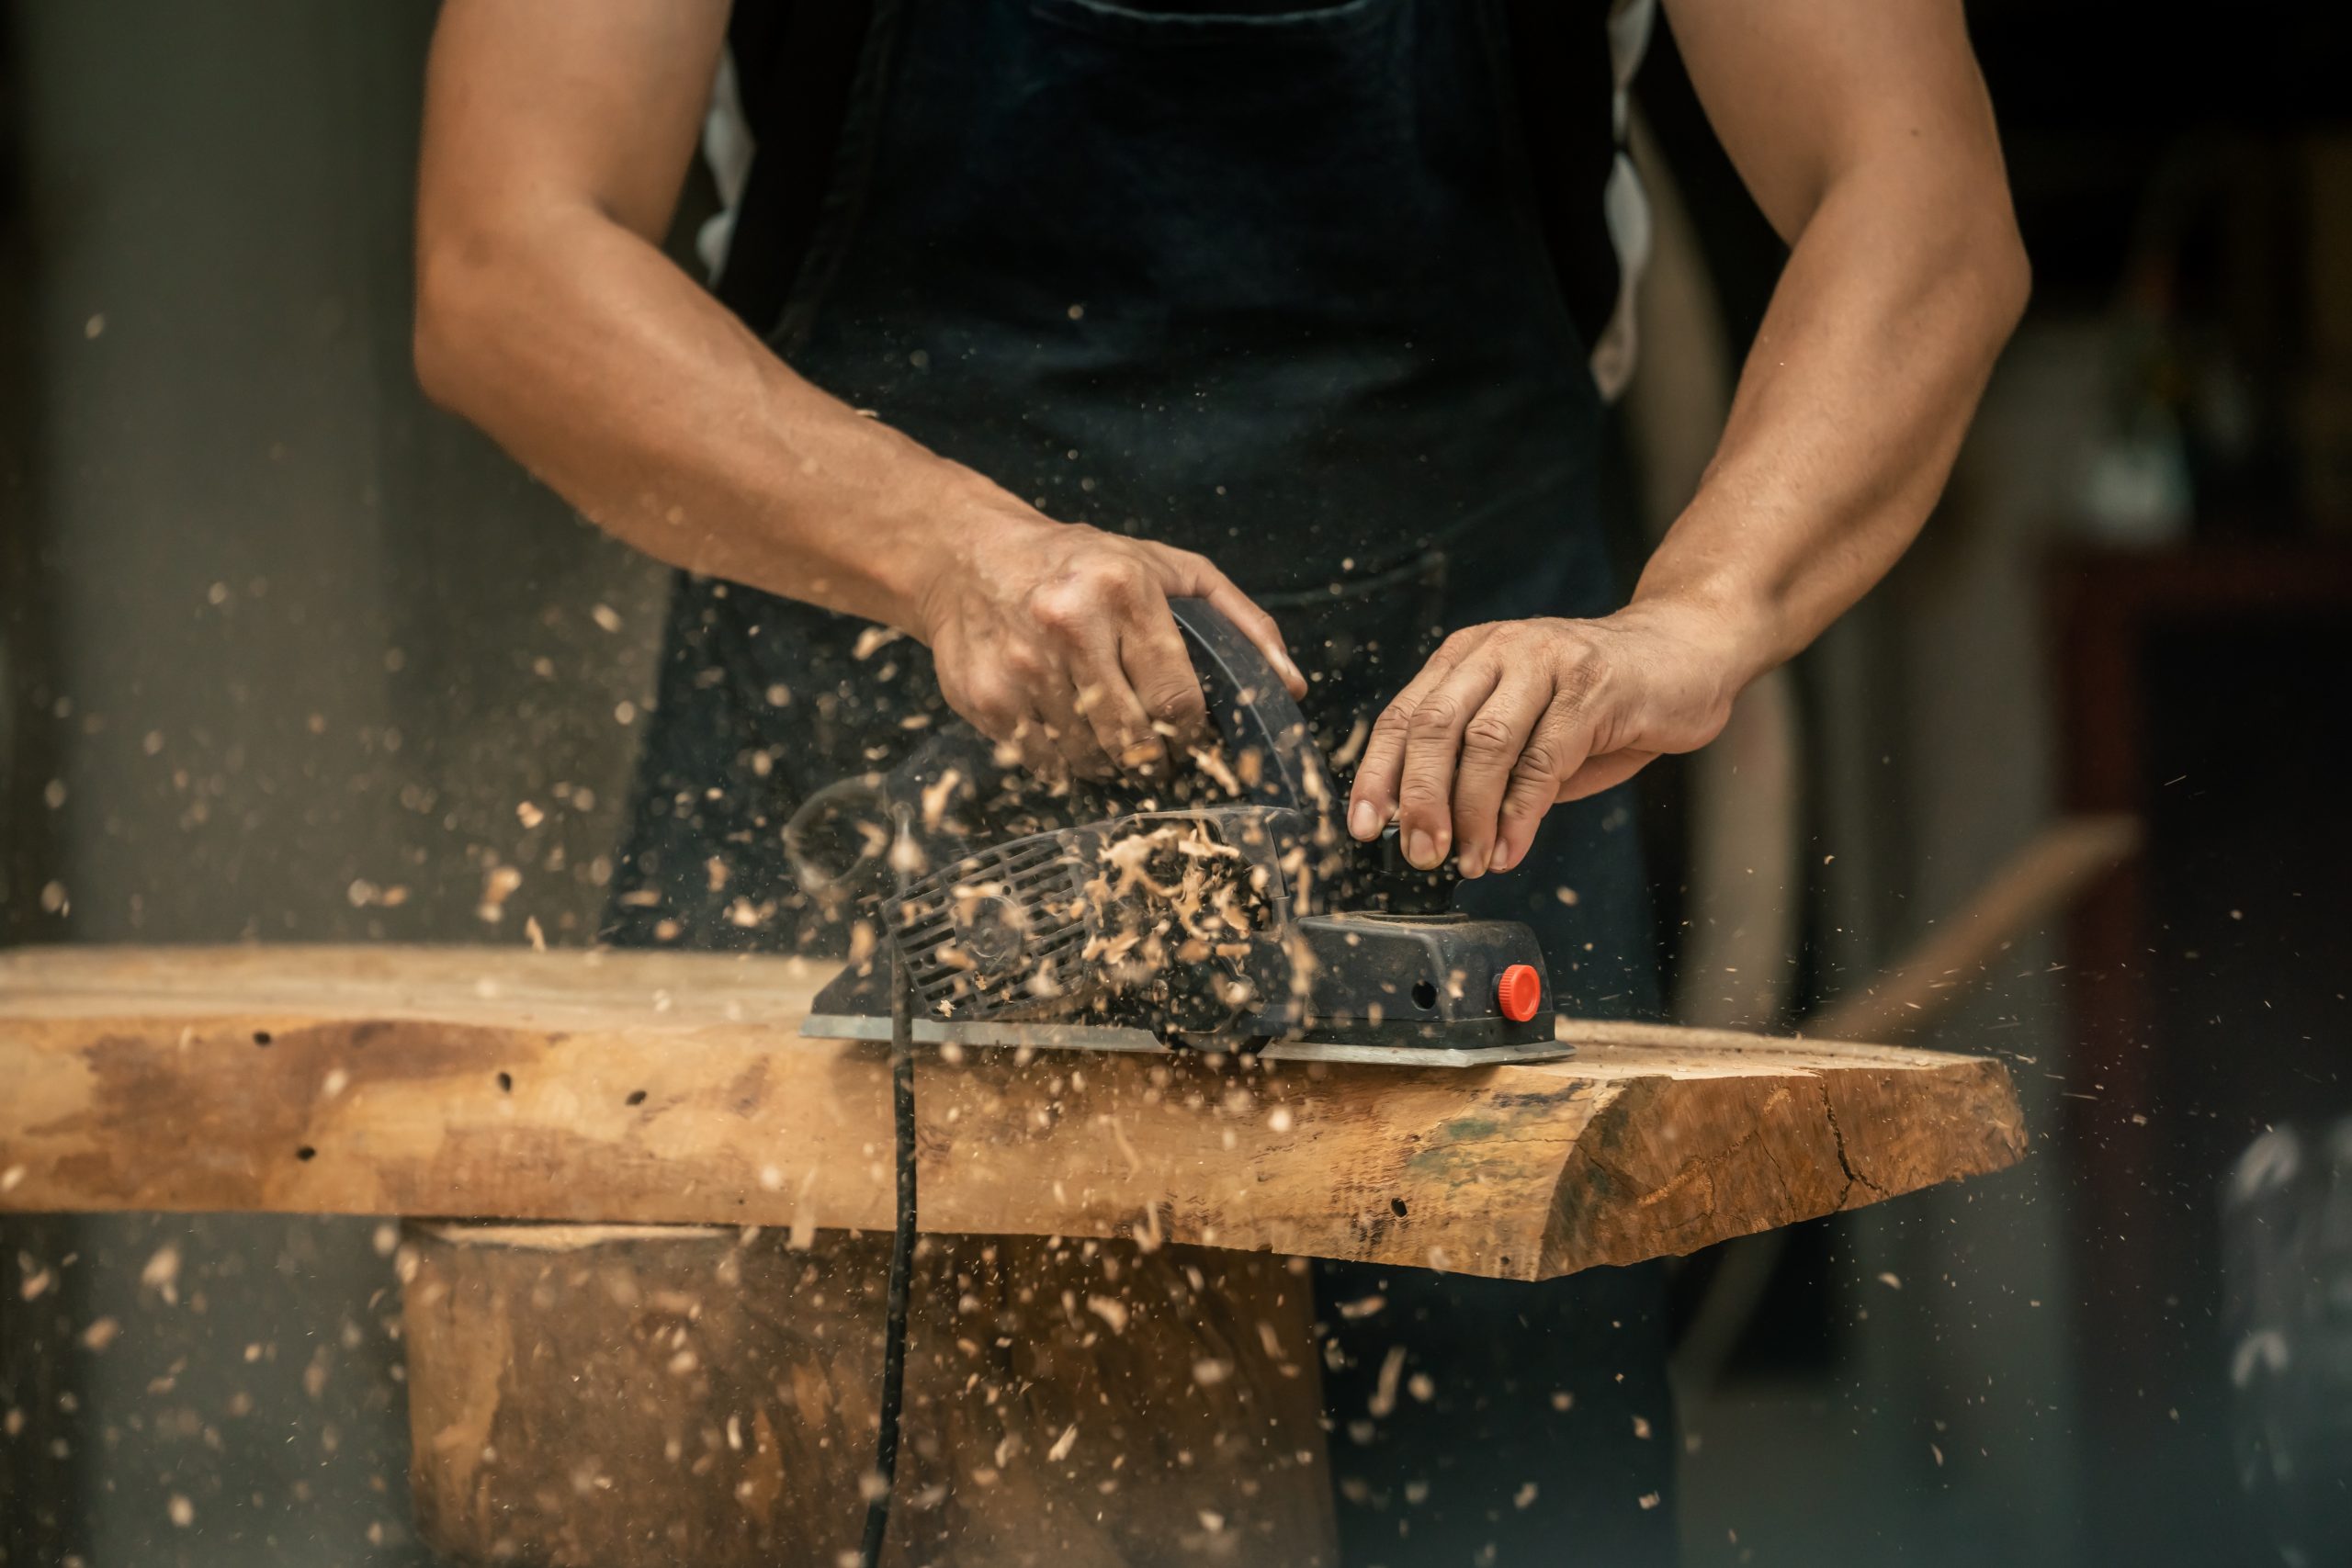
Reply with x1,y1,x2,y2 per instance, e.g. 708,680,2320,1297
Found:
875,464,1050,642
842,457,980,634
1617,580,1783,699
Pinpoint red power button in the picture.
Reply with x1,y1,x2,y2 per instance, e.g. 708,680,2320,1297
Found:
1496,964,1543,1022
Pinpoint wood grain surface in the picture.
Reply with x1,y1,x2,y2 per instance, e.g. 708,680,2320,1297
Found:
0,944,2028,1281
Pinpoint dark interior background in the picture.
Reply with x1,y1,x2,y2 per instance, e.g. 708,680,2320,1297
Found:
5,3,2351,1564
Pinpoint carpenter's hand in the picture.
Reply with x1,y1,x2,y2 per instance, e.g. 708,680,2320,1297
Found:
1346,604,1747,877
912,494,1305,781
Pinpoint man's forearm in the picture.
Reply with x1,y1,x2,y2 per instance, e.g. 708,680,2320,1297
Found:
1629,162,2030,683
1345,155,2026,873
411,177,1303,777
413,201,969,630
1349,0,2026,871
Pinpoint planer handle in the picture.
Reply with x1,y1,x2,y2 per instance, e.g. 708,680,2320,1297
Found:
1165,597,1324,815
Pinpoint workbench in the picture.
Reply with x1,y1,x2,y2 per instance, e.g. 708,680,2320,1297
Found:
0,944,2026,1566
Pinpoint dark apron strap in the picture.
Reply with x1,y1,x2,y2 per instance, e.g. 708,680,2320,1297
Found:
713,0,878,338
1498,0,1623,352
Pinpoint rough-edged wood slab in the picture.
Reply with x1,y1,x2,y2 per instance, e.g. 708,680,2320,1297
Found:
0,945,2026,1281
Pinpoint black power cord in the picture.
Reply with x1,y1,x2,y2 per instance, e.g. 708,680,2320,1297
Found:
859,833,920,1567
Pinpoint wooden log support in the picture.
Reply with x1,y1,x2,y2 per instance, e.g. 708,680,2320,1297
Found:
401,1224,1331,1568
0,945,2027,1280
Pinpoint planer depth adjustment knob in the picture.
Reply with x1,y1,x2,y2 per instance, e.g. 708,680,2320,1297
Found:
1496,963,1543,1023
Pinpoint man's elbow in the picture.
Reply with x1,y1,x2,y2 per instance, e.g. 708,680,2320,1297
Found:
1975,211,2031,338
1965,199,2032,344
412,222,507,415
412,241,470,413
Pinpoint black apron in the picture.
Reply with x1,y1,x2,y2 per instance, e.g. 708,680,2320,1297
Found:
609,2,1675,1561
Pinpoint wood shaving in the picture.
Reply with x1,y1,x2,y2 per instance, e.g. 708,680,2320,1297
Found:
1329,716,1371,767
851,626,905,661
1185,746,1241,795
920,768,965,831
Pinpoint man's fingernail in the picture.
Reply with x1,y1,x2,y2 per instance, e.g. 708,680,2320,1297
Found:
1405,829,1439,869
1349,800,1378,840
1490,841,1519,873
1459,845,1487,879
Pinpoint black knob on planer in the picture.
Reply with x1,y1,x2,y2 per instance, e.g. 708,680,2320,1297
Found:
1355,824,1461,916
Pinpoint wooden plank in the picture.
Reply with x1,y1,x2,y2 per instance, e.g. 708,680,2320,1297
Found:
0,945,2027,1281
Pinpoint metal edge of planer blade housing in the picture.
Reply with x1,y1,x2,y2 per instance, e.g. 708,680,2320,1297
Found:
799,1013,1575,1067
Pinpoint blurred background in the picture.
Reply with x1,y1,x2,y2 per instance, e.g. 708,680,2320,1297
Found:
3,2,2349,1563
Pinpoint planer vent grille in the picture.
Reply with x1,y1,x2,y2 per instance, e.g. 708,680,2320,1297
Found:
887,834,1098,1021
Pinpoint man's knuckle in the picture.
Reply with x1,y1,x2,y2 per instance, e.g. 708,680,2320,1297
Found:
1001,643,1051,682
1026,584,1087,635
1407,694,1464,733
1090,561,1146,605
1462,713,1519,756
1565,649,1610,699
1500,792,1550,825
1146,681,1205,722
1516,739,1563,779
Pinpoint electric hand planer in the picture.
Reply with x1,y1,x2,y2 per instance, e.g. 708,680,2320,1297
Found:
789,599,1571,1068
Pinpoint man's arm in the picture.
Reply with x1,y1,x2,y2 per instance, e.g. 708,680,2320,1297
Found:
413,0,1301,782
1347,0,2029,877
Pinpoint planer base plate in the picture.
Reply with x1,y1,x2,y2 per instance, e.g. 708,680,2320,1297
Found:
800,1013,1575,1068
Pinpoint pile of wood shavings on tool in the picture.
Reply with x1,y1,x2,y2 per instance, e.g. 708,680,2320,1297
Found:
1080,819,1272,1004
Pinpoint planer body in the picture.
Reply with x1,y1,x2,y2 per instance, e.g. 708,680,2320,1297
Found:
794,599,1569,1068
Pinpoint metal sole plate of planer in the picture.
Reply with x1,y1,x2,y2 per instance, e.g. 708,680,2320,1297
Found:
799,1012,1574,1068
